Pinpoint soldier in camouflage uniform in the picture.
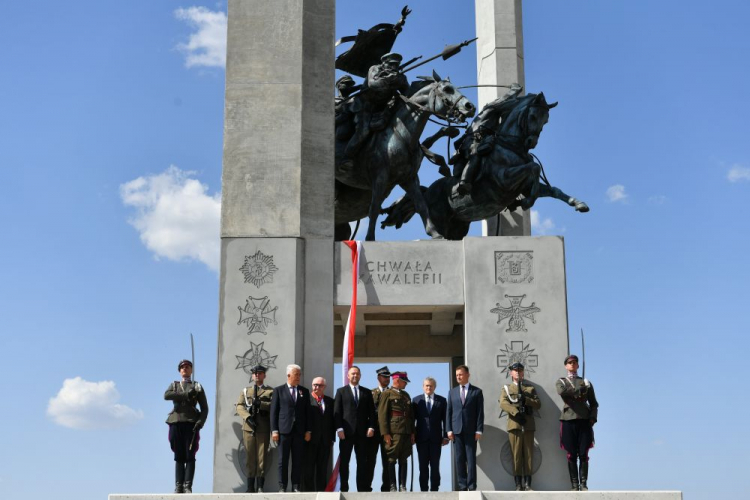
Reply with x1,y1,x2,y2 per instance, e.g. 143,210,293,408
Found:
556,354,599,491
378,371,415,492
236,365,273,493
367,366,392,491
165,359,209,494
499,362,541,491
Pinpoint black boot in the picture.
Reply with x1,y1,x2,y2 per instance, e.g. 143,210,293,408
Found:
524,475,533,491
175,462,186,493
278,482,286,492
292,484,301,492
568,460,580,491
246,476,256,493
184,461,195,493
514,476,523,491
256,477,265,493
580,460,589,491
388,464,397,492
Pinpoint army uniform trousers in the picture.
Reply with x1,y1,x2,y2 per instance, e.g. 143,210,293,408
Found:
560,419,594,462
243,429,270,477
508,429,535,476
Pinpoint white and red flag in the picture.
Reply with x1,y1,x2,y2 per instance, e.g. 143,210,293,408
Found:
325,240,361,492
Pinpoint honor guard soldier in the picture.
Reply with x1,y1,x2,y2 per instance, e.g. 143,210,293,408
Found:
235,365,273,492
367,366,392,491
164,359,209,494
378,371,415,492
500,362,541,491
556,354,599,491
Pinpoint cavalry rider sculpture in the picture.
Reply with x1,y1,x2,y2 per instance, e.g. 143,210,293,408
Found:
339,52,410,171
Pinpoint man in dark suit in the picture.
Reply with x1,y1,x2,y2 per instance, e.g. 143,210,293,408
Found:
412,376,448,491
270,364,311,492
333,365,377,491
446,365,484,491
303,376,335,491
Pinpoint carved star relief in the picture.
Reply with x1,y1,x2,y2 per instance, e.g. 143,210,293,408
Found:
240,251,278,288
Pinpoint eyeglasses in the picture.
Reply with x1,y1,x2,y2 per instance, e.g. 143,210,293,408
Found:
313,384,325,387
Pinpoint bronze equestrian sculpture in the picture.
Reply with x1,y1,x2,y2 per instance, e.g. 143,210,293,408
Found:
381,92,589,239
334,72,476,241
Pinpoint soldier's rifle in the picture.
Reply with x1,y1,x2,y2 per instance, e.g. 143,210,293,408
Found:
245,384,261,430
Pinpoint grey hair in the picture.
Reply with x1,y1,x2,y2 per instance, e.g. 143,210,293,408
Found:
423,376,437,387
312,376,327,385
286,364,302,375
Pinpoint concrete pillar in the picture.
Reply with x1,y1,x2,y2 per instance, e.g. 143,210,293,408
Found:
214,0,335,492
475,0,531,236
463,236,569,490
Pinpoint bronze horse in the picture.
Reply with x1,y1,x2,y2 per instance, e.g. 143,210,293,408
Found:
334,73,476,241
381,92,589,239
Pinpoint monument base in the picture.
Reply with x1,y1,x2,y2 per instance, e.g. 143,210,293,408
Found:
110,491,682,499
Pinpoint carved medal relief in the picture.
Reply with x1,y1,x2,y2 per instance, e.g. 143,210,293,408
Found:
497,341,539,378
495,251,534,284
235,341,278,381
490,294,541,332
239,250,278,288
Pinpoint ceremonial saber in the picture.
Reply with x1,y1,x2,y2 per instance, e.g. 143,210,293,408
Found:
580,328,586,379
189,333,198,451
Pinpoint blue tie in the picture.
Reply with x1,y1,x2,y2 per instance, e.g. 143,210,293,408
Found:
354,386,359,406
427,397,432,413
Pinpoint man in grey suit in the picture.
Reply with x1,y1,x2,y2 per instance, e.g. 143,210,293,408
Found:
446,365,484,491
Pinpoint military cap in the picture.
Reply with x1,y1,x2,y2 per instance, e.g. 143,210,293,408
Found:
391,371,410,383
178,359,193,369
336,75,355,88
508,362,525,371
250,365,267,373
381,52,403,64
564,354,579,365
376,366,391,377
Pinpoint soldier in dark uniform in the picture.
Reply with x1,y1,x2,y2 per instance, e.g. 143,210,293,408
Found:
335,75,359,142
378,371,415,492
340,52,409,169
235,365,273,492
556,354,599,491
164,359,208,494
367,366,391,491
452,83,523,196
499,362,541,491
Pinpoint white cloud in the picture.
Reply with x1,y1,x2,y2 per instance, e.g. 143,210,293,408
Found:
727,164,750,183
47,377,143,430
531,210,556,235
175,7,227,69
606,184,628,202
120,166,221,271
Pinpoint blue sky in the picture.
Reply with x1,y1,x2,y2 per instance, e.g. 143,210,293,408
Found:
1,1,749,499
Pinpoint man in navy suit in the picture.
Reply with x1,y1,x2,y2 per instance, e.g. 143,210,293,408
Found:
446,365,484,491
333,365,376,491
270,364,312,492
412,376,448,491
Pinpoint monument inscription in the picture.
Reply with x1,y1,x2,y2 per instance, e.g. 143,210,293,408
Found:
359,259,442,285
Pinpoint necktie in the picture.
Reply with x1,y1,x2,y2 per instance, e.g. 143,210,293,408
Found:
427,396,432,413
291,386,297,402
460,385,466,405
354,386,359,406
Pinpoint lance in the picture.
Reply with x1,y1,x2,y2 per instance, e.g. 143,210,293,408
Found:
400,37,478,73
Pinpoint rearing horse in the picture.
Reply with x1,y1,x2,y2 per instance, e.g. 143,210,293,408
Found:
381,92,589,239
334,74,476,241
